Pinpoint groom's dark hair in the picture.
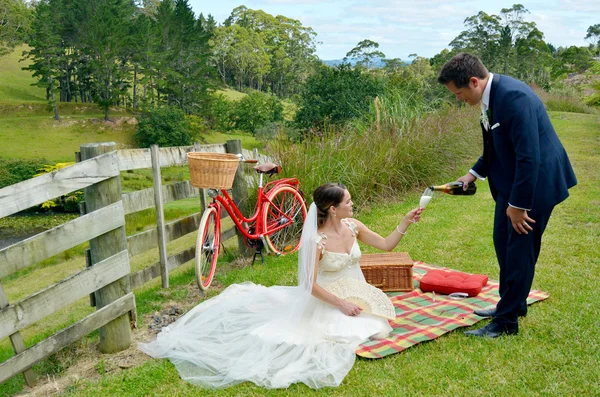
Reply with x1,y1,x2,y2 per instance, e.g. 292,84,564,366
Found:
437,53,488,88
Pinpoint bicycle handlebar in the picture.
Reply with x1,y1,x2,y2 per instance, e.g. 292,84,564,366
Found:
236,153,259,164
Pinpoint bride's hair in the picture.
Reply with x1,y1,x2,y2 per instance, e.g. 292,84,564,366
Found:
313,183,346,227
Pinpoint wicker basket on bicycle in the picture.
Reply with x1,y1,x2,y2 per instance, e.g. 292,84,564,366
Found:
187,152,239,190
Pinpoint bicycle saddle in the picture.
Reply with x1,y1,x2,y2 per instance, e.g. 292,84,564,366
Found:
254,163,282,176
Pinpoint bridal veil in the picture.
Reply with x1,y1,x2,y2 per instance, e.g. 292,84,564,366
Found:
139,203,358,389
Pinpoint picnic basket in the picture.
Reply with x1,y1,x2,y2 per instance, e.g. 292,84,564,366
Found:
359,252,414,292
187,152,239,190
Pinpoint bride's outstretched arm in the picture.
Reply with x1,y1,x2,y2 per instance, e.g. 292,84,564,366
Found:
310,247,362,316
354,207,422,251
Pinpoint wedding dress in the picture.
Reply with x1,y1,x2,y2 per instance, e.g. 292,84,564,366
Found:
139,203,392,389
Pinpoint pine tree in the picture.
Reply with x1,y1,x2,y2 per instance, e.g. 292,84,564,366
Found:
23,0,63,120
78,0,136,120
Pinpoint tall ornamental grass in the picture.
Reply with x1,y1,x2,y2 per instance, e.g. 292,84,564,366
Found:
533,83,598,114
272,94,481,207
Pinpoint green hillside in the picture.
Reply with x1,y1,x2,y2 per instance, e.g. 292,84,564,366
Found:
0,46,46,103
0,47,260,164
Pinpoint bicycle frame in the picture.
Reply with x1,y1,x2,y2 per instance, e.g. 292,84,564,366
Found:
207,176,301,241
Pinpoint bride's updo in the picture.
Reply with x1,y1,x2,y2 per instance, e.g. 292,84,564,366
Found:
313,183,346,227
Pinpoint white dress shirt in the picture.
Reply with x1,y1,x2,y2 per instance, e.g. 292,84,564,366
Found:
468,73,528,210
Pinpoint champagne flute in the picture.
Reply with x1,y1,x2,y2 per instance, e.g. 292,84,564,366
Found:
419,187,433,209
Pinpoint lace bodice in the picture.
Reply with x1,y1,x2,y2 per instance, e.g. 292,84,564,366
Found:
314,219,361,274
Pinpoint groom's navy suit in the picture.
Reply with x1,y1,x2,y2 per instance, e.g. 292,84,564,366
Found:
471,74,577,326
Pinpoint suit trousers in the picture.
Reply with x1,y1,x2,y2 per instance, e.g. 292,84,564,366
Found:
492,196,554,325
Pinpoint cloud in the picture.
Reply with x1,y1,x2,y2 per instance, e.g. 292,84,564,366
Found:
530,8,597,47
559,0,600,13
189,0,600,59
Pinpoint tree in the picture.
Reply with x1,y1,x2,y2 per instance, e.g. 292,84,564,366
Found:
585,24,600,56
514,26,552,86
295,63,384,131
0,0,31,57
382,58,403,72
447,4,550,84
429,48,455,70
231,91,283,134
345,39,386,69
211,24,270,91
552,46,593,77
23,0,63,120
128,12,157,109
135,105,193,147
78,0,136,120
214,6,318,97
449,11,502,69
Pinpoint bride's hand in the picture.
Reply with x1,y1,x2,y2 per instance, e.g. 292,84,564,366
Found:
339,300,362,316
399,207,423,230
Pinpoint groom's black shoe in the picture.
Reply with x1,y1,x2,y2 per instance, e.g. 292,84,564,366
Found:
473,307,527,318
464,322,518,338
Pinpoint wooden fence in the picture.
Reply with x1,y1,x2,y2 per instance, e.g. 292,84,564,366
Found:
0,140,269,387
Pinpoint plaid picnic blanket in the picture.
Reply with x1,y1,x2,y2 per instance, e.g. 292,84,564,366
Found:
356,261,550,359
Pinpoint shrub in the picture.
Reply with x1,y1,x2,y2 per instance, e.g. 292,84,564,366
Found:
204,93,235,131
294,63,385,132
231,92,283,134
541,83,597,113
255,121,302,144
34,162,85,212
0,157,48,189
135,106,193,148
585,93,600,107
186,114,209,143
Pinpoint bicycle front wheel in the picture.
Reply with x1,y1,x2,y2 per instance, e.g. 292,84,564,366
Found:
195,206,220,291
263,186,307,255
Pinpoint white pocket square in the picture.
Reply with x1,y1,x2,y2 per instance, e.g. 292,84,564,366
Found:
491,123,500,130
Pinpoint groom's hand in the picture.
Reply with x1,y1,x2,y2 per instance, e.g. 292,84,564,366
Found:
506,206,535,235
457,173,477,191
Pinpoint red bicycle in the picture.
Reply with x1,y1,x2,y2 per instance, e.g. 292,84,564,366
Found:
192,154,307,291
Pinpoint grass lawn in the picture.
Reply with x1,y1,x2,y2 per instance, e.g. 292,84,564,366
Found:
0,111,594,396
0,46,46,102
0,115,138,162
217,88,246,101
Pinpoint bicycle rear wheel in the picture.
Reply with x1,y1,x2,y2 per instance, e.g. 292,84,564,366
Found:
195,206,220,291
263,186,307,255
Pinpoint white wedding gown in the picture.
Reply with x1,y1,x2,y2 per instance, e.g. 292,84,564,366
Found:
139,217,392,389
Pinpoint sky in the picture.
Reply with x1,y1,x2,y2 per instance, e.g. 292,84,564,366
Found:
187,0,599,61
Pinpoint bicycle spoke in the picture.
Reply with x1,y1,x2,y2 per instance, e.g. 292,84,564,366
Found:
263,187,306,254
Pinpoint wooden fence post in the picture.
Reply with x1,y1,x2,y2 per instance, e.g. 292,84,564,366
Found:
225,140,251,257
192,142,209,210
0,286,36,386
80,142,132,353
150,145,169,288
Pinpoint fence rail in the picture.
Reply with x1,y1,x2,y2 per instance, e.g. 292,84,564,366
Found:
0,293,136,385
0,152,119,218
0,140,270,387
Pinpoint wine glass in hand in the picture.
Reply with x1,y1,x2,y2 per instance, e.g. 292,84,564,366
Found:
419,187,433,209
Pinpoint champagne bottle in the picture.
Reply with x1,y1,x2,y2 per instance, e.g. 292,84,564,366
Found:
430,182,477,196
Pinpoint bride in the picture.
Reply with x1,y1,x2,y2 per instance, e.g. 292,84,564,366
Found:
139,183,422,389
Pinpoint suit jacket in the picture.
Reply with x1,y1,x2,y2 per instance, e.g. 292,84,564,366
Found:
472,74,577,210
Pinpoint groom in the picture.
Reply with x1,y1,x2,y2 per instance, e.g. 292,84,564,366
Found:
437,53,577,338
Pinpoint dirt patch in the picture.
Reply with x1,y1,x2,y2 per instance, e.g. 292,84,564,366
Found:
565,73,600,96
15,288,212,396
